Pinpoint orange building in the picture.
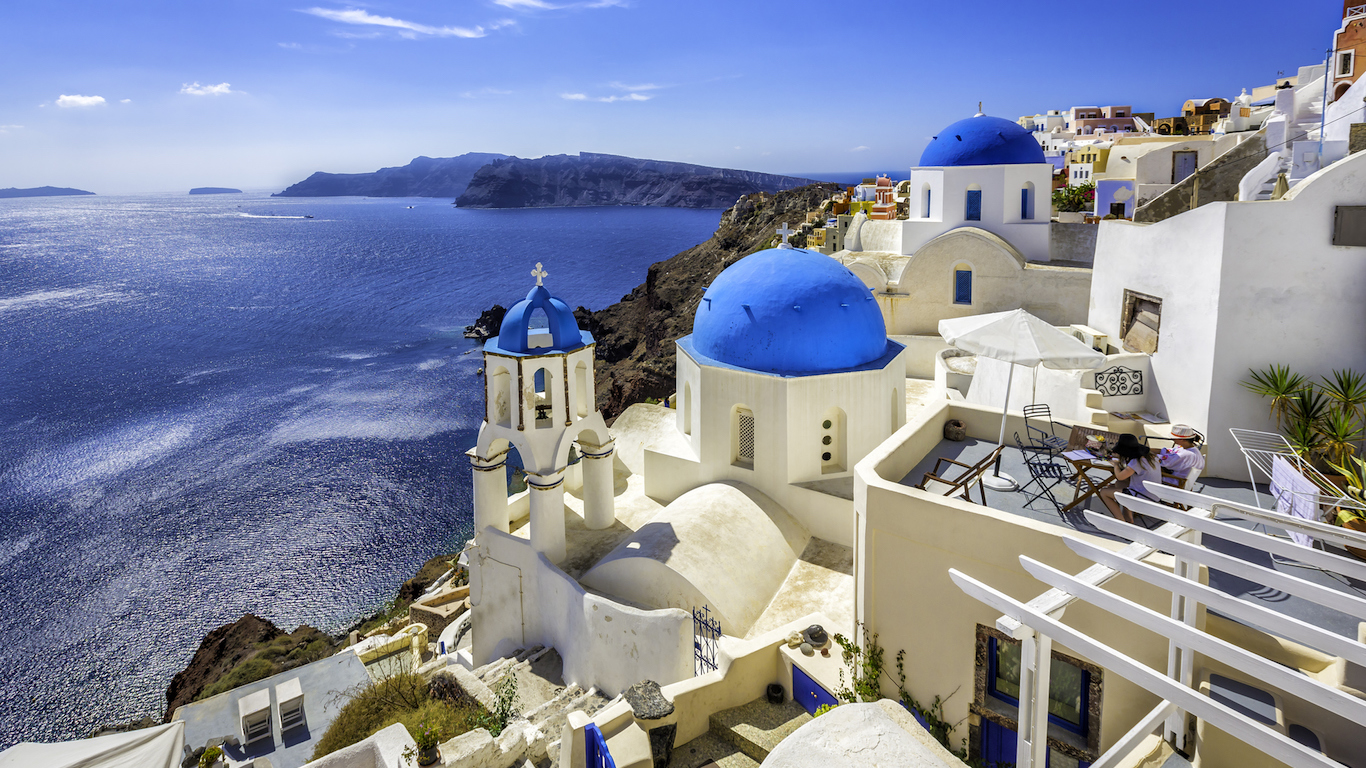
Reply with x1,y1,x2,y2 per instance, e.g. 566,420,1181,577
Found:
1333,2,1366,101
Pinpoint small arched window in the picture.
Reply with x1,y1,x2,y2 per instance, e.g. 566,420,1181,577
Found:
683,382,692,436
1021,182,1035,220
965,185,982,221
921,183,932,218
574,361,589,418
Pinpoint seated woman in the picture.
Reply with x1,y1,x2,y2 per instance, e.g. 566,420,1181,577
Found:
1100,433,1163,524
1159,424,1205,482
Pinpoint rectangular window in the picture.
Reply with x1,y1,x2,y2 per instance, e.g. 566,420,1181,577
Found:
988,637,1088,731
1341,51,1354,77
954,270,972,305
965,189,982,221
1022,188,1032,219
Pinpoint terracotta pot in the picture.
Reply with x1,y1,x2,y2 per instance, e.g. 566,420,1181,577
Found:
1342,516,1366,560
943,419,967,442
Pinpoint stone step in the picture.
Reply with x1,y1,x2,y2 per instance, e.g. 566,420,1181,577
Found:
1082,388,1103,410
707,697,811,764
668,732,760,768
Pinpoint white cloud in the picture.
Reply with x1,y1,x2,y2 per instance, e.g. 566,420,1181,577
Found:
850,145,870,152
301,7,491,38
560,92,650,103
180,82,234,96
55,94,106,108
120,98,132,103
607,81,660,92
0,125,22,134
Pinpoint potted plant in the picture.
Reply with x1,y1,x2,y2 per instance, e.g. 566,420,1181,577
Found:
1328,455,1366,559
412,719,441,766
198,746,224,768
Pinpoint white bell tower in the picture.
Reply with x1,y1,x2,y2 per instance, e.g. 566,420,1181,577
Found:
469,263,615,563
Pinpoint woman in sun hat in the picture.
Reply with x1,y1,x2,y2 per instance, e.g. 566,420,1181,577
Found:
1160,424,1205,480
1100,433,1163,524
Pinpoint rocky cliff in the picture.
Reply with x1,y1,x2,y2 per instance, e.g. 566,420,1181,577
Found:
456,153,818,209
274,152,508,198
577,183,841,417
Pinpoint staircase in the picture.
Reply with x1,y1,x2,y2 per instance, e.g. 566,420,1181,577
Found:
1251,155,1292,201
668,697,812,768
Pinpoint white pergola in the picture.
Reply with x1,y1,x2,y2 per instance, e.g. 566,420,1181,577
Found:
950,481,1366,768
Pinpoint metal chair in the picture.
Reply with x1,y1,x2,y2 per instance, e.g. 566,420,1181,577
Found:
1015,432,1068,512
1022,404,1069,456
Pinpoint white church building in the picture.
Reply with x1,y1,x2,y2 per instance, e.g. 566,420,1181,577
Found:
464,247,905,695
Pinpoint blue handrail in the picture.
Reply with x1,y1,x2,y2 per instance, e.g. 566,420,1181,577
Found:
585,723,616,768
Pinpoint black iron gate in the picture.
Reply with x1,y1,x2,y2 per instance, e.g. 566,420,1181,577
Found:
693,605,721,676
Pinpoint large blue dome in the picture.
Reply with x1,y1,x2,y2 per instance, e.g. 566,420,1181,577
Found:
691,248,888,374
919,115,1045,167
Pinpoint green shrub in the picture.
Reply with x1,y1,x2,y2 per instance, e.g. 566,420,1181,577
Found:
198,657,274,700
311,673,487,761
199,745,222,768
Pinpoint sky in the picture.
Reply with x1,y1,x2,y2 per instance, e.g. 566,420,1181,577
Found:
0,1,1347,194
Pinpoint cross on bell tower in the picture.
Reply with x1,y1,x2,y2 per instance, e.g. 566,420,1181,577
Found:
776,223,795,249
531,262,548,286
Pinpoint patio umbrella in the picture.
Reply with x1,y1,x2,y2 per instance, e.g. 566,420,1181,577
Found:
939,309,1106,491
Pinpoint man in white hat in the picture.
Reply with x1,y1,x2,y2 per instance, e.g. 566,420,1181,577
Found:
1160,424,1205,480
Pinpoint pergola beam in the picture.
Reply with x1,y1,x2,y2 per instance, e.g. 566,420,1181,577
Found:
949,569,1339,768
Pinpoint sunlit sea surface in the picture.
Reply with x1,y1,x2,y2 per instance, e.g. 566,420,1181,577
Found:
0,193,721,746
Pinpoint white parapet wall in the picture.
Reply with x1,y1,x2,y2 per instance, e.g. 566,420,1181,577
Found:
470,527,693,697
301,723,415,768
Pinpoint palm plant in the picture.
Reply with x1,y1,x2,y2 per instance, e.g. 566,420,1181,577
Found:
1242,365,1309,432
1318,408,1362,468
1327,455,1366,524
1320,368,1366,453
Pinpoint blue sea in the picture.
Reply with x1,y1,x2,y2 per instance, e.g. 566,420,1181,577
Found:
0,193,721,746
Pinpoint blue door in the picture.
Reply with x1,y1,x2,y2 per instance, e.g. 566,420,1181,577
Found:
792,666,838,715
980,719,1091,768
966,190,982,221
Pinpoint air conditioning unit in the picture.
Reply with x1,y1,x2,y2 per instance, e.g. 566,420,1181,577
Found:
1070,324,1109,353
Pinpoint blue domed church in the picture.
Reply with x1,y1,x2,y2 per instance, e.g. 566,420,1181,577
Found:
835,113,1089,337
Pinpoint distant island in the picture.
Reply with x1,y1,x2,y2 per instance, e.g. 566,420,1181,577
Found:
0,186,95,198
189,187,242,195
456,153,819,209
273,152,508,198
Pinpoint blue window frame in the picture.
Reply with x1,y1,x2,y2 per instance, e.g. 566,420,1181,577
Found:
1022,187,1033,219
954,270,972,305
987,637,1089,735
965,189,982,221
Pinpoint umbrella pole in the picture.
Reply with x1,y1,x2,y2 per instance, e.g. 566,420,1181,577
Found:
983,362,1019,491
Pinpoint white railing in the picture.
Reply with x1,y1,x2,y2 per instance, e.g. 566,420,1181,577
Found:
1348,4,1366,20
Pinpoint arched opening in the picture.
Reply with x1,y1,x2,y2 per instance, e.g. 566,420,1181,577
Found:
731,404,755,469
965,184,982,222
683,382,692,436
1335,81,1352,101
921,183,932,218
531,366,554,429
953,263,973,306
820,407,847,474
575,361,589,418
491,366,512,428
1021,182,1035,220
527,307,550,349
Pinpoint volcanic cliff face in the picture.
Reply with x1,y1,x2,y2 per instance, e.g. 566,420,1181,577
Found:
274,152,508,198
456,153,819,209
578,182,841,418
